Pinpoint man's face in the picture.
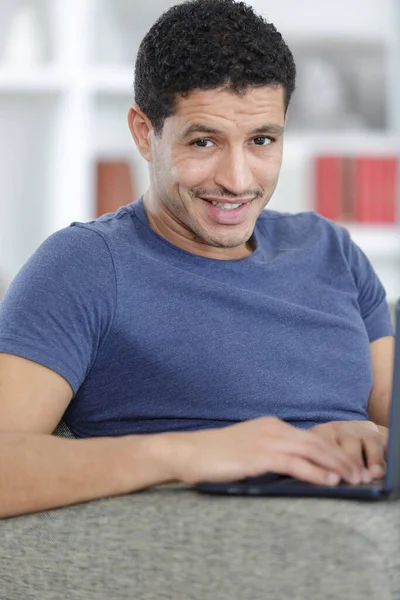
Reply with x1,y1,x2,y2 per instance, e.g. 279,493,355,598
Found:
140,85,286,259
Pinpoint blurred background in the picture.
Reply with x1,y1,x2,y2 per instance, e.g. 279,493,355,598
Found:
0,0,399,322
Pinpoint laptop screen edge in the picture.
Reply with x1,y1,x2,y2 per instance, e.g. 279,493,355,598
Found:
384,298,400,493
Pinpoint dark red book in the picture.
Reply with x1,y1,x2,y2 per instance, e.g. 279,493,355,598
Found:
381,158,397,223
96,161,136,217
354,157,397,224
314,156,343,221
354,158,373,223
340,157,356,223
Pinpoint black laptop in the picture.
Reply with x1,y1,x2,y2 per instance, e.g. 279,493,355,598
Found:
195,299,400,501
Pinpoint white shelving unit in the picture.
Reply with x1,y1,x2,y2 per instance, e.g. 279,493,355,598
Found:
0,0,399,305
259,0,400,306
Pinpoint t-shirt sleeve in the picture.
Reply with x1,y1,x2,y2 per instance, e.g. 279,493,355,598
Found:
0,224,117,395
341,227,394,342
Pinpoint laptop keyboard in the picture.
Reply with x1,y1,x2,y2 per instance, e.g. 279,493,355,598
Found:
238,473,385,490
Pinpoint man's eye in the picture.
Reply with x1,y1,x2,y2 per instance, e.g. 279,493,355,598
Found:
192,139,214,148
253,136,273,146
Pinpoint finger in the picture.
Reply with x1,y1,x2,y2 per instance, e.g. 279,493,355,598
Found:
307,433,358,470
303,437,361,485
338,436,365,471
304,431,362,472
273,435,361,485
339,435,372,484
271,455,341,487
362,436,386,479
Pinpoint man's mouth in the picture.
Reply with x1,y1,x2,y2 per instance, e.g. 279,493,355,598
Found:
199,197,255,223
200,197,255,211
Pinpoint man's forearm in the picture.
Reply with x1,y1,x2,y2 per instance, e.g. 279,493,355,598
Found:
0,432,175,518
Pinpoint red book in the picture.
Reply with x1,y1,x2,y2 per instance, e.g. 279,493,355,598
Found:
96,160,136,217
381,158,397,223
354,158,373,223
314,156,342,221
354,157,397,224
340,157,356,223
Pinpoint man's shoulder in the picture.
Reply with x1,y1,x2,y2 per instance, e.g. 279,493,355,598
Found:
257,208,349,241
258,207,338,226
24,208,133,284
69,204,134,243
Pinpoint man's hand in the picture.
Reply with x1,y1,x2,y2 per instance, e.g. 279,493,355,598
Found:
159,417,365,487
311,421,388,483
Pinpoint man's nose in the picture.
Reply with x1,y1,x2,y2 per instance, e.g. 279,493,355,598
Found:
214,148,254,197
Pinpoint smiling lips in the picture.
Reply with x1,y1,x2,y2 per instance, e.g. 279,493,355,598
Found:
200,196,255,204
201,196,254,224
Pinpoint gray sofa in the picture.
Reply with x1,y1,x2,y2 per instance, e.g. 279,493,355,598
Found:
0,422,399,600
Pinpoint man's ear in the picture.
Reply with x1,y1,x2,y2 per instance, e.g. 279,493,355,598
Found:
128,105,153,162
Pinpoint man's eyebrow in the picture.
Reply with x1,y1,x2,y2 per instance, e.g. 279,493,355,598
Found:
250,124,285,136
181,124,221,138
181,123,285,138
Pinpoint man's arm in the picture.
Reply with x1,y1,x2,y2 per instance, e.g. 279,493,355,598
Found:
0,430,174,518
0,353,173,517
0,354,361,518
367,336,395,427
311,336,395,478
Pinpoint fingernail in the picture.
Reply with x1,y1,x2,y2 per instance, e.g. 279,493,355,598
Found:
327,473,340,486
362,469,372,483
351,472,361,485
370,465,385,478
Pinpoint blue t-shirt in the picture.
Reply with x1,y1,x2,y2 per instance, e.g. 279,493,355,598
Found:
0,198,394,437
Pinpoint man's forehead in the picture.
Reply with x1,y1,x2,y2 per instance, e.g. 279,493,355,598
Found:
171,85,286,129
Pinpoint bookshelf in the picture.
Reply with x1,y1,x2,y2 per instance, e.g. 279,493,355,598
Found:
0,0,399,308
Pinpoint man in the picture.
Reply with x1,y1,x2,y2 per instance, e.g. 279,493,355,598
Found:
0,0,395,518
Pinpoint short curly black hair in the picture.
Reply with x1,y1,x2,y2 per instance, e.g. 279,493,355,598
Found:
134,0,296,136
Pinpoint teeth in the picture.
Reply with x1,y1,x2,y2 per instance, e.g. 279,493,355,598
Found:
211,202,243,210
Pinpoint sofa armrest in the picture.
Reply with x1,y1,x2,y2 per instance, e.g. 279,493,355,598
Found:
0,483,399,600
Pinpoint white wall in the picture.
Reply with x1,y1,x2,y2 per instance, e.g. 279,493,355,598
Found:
250,0,389,40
